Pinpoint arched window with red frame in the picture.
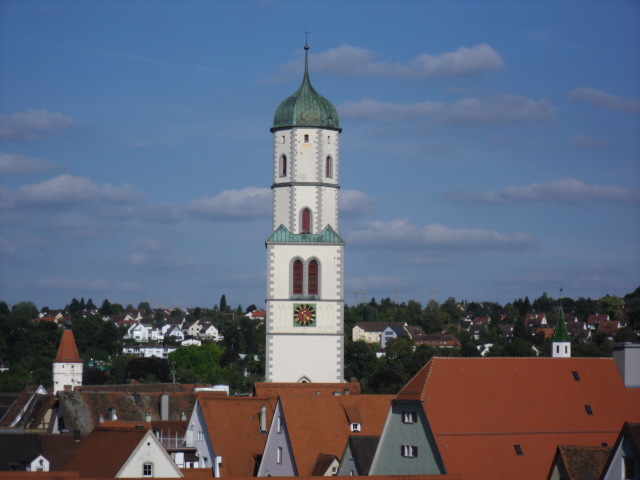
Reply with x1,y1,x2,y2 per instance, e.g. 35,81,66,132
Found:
308,260,319,295
302,208,311,233
325,156,332,178
293,260,303,295
280,154,287,177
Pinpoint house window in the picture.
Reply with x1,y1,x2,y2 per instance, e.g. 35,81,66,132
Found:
624,457,635,479
302,208,311,233
401,445,418,458
325,156,332,177
572,371,580,381
277,447,283,464
293,260,303,295
514,445,523,455
277,415,282,434
198,430,203,441
280,154,287,177
308,260,318,295
585,405,593,415
402,411,418,424
350,423,361,432
143,463,153,477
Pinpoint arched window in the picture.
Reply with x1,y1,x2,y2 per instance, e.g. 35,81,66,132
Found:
308,260,319,295
325,156,332,177
302,208,311,233
293,260,303,294
280,154,287,177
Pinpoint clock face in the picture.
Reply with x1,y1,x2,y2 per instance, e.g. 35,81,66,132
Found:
293,303,316,327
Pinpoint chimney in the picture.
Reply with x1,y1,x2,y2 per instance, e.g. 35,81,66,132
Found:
259,405,267,434
160,393,169,421
99,414,104,424
145,411,152,423
109,407,117,421
613,342,640,388
181,411,186,421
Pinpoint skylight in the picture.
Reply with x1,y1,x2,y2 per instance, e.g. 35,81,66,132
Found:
572,371,580,381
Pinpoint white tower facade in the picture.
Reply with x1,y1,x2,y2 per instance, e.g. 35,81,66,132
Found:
265,45,345,383
552,305,571,358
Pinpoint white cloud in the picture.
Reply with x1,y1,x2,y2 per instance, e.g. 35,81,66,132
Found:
341,189,376,216
9,174,136,208
0,110,74,141
296,44,504,79
568,87,640,113
348,219,534,251
0,152,58,175
188,187,271,219
454,178,639,204
340,95,555,125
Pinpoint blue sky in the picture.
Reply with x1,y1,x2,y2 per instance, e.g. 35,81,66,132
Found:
1,0,638,310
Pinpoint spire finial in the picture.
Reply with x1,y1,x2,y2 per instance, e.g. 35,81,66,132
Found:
304,28,310,50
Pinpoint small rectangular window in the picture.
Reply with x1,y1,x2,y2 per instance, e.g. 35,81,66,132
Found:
277,415,282,434
514,445,523,455
624,457,635,479
572,371,580,381
277,447,283,464
585,405,593,415
143,463,153,477
402,411,418,424
304,134,309,143
401,445,418,458
350,423,361,432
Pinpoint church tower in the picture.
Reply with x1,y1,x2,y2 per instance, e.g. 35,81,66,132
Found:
265,44,345,383
552,305,571,358
53,329,83,394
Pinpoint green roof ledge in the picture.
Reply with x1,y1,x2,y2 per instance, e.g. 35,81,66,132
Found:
271,44,341,132
266,225,345,245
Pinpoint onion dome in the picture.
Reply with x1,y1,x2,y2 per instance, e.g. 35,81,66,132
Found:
271,45,341,132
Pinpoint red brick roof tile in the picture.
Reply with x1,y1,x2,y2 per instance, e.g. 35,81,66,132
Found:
396,357,640,480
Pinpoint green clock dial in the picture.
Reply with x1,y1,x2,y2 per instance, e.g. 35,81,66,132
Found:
293,303,316,327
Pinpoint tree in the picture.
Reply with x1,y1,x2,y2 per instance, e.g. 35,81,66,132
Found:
597,295,624,321
219,295,228,312
99,299,114,315
344,341,379,381
168,343,225,383
422,300,445,333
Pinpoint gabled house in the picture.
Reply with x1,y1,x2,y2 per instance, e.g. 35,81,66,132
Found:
352,322,406,344
380,324,411,348
165,325,185,342
257,394,392,477
187,393,276,476
587,314,610,329
0,433,84,471
184,321,202,338
65,426,184,478
0,385,50,430
336,435,380,476
198,321,222,341
370,356,640,480
600,422,640,480
525,313,548,328
547,445,611,480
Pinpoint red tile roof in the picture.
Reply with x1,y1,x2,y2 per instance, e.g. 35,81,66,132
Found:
64,427,149,477
280,394,393,477
198,394,277,478
551,445,611,480
396,357,640,480
54,330,82,363
253,382,361,397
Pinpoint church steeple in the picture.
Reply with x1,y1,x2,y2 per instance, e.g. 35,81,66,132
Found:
552,301,571,358
265,45,345,383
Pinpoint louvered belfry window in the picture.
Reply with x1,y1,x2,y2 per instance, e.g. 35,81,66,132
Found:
308,260,318,295
293,260,303,294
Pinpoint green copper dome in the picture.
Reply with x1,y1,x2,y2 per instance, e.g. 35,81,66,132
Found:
271,46,341,132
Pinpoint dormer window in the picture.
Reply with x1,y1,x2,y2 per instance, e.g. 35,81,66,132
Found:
350,423,361,432
402,411,418,424
401,445,418,458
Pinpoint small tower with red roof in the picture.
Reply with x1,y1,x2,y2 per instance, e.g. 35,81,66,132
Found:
52,329,83,394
